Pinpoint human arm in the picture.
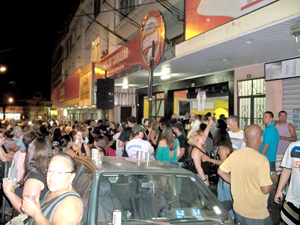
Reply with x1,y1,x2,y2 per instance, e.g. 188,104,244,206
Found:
176,145,182,159
274,168,292,203
202,145,229,165
0,146,14,162
203,117,213,138
21,193,83,225
191,149,209,186
260,143,269,155
3,177,44,213
260,185,273,194
84,144,91,157
281,124,297,142
217,168,231,184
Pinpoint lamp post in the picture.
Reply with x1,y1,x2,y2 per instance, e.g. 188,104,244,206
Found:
0,66,7,73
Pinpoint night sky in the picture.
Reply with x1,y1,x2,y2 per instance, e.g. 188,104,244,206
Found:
0,0,80,101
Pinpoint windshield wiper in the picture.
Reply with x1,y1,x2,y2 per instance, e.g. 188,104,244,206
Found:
168,217,224,224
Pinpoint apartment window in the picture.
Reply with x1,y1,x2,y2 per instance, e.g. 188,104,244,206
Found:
119,0,135,19
92,37,100,62
101,26,109,57
94,0,101,17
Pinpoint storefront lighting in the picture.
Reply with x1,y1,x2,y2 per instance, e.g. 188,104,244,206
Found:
83,106,88,108
70,107,74,109
88,106,91,108
122,84,129,89
161,74,171,80
67,108,70,109
91,105,96,108
77,106,82,109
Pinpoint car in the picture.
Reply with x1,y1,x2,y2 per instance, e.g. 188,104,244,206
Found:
72,156,235,225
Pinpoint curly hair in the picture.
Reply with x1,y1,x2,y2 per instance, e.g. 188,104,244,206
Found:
188,130,204,147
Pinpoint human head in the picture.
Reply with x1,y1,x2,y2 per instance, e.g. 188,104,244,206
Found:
22,130,38,149
263,111,274,126
161,123,175,150
227,115,239,132
159,116,168,130
74,131,83,141
80,128,89,138
90,120,96,128
171,113,177,119
95,135,108,149
13,126,23,138
169,118,177,125
25,137,52,178
188,130,206,146
52,128,62,142
59,135,73,152
10,119,16,127
47,153,77,192
244,124,263,150
190,113,197,122
127,116,137,127
185,112,190,119
109,122,116,129
213,128,233,153
278,110,287,124
172,122,183,135
131,124,146,139
219,114,226,120
216,119,227,129
39,125,49,137
0,131,6,146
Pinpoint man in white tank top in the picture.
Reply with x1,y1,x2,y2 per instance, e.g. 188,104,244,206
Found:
275,111,297,174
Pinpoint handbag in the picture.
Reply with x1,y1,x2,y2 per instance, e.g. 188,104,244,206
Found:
5,213,28,225
181,146,210,175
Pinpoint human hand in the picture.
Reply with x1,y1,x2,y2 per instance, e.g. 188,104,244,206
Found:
279,136,285,140
208,116,213,124
2,178,16,194
201,154,209,162
204,180,209,186
21,195,41,218
274,191,283,204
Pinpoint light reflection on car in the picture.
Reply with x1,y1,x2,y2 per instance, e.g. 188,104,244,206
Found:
72,157,235,224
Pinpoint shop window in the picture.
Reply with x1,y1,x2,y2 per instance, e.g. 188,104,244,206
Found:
238,78,266,130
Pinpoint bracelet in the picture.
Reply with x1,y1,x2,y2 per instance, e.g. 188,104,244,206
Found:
5,190,12,195
203,178,207,181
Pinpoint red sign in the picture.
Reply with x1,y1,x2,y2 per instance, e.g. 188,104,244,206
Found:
52,69,80,107
185,0,276,40
96,10,165,76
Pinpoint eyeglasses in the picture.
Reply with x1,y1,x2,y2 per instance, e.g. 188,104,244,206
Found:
46,169,74,175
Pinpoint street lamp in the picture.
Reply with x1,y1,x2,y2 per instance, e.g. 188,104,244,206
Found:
8,97,13,103
0,66,7,73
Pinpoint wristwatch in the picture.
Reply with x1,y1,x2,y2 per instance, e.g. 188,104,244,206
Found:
283,137,286,140
203,178,207,181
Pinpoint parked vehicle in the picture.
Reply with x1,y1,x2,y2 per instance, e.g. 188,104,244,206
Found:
73,157,235,224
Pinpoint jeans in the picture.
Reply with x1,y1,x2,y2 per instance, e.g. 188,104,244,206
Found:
235,212,273,225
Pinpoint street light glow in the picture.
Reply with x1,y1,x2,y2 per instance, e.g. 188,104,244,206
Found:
8,97,13,103
0,66,7,72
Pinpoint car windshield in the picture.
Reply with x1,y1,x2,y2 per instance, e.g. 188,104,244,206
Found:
96,173,229,224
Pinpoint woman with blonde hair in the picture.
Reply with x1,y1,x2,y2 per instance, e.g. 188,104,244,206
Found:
188,117,213,186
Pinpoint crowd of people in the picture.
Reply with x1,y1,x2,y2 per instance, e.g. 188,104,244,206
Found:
0,109,298,224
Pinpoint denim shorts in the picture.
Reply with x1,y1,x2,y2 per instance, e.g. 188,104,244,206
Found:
235,212,273,225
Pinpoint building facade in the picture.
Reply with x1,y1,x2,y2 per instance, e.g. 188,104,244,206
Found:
51,0,300,139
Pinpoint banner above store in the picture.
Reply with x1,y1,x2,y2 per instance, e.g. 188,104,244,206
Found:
185,0,276,40
96,9,165,77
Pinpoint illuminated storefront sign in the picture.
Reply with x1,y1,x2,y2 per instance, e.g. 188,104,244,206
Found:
96,10,165,76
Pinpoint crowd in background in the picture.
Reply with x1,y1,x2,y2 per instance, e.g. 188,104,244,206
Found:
0,108,298,224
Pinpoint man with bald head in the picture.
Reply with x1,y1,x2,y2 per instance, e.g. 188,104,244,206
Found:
218,124,273,224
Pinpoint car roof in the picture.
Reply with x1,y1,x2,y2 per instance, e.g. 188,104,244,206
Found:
76,157,192,175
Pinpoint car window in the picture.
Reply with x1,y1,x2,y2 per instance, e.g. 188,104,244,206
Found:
73,165,94,225
73,165,93,197
96,173,229,225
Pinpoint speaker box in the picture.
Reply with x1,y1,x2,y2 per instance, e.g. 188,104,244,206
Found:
96,79,114,109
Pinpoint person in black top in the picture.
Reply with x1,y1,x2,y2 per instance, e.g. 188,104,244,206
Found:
3,137,51,215
118,116,137,157
172,122,187,164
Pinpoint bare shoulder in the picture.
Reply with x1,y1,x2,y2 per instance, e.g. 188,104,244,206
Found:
288,123,295,130
52,194,83,224
158,139,167,147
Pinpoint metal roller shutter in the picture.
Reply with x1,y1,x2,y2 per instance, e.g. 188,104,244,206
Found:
282,77,300,141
